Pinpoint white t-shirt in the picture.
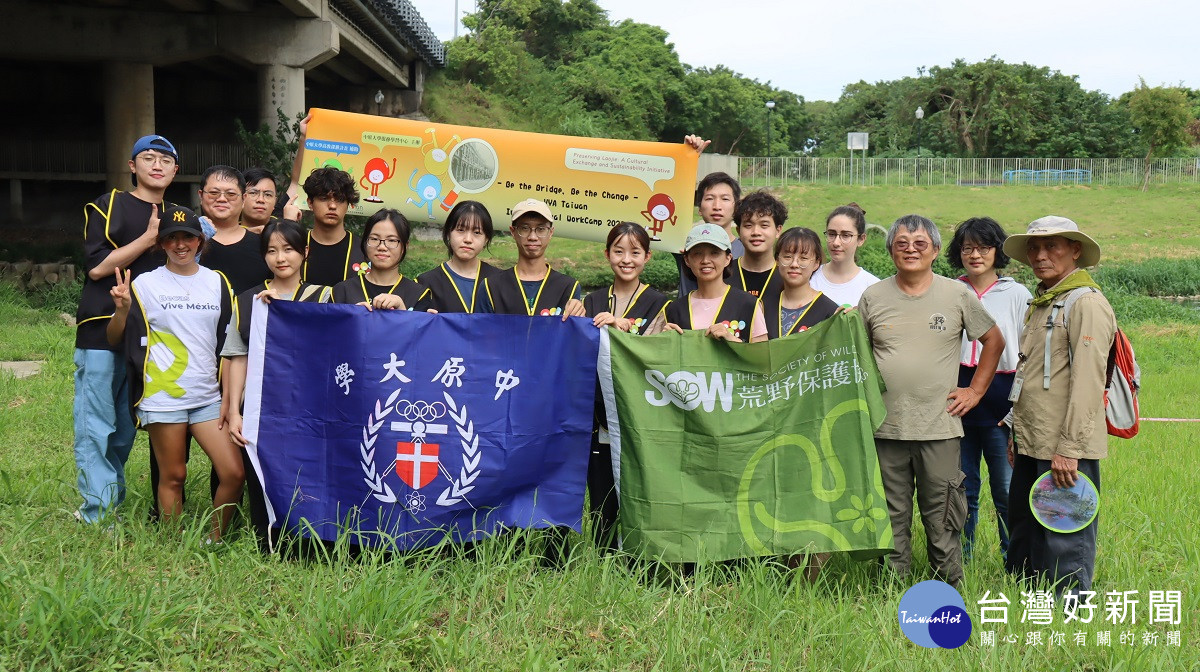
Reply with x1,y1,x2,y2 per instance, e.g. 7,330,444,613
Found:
132,266,224,411
809,266,880,307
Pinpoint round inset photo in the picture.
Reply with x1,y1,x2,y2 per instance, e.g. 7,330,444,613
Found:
1030,470,1100,533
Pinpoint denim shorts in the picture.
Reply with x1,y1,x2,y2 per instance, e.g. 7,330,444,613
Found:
137,400,221,426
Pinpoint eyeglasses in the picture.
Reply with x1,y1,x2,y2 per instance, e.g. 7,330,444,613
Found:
825,230,859,242
893,239,931,252
514,225,552,238
366,236,402,250
960,245,994,257
203,189,241,201
778,252,815,269
246,188,276,200
136,154,176,168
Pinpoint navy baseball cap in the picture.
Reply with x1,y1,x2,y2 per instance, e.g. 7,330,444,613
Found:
131,135,179,162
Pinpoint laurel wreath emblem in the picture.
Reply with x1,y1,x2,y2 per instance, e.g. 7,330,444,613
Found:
436,390,482,507
360,388,402,503
359,388,482,508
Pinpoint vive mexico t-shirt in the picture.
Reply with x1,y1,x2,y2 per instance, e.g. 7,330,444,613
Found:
132,266,223,412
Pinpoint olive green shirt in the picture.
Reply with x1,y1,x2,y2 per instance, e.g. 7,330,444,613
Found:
859,274,997,441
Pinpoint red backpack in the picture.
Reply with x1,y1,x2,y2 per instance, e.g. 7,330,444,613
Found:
1055,288,1141,438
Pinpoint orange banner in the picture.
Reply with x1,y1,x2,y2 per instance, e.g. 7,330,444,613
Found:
297,109,699,252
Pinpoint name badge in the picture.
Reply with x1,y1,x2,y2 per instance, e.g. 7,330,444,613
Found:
1008,371,1024,403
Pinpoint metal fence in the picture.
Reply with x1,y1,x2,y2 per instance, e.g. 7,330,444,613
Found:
737,157,1200,188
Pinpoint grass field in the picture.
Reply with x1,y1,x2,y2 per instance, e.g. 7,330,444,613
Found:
1,184,1198,670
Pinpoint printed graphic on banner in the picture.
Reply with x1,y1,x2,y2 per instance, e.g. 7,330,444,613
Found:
240,302,599,549
598,312,894,563
296,109,700,252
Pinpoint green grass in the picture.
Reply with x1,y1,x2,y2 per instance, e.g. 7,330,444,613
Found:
2,182,1199,669
1,311,1196,669
768,183,1200,265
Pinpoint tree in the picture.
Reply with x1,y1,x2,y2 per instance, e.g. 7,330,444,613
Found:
1127,80,1192,191
234,108,302,182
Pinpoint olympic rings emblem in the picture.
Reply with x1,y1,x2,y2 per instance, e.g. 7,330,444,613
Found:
394,400,447,422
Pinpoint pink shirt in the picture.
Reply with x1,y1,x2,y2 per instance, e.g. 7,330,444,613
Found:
689,296,768,342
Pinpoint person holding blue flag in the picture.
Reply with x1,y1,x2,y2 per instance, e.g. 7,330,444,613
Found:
417,200,500,314
219,218,333,548
583,222,670,551
482,198,585,319
331,209,431,311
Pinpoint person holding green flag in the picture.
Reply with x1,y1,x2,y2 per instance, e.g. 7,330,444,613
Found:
858,214,1004,588
665,223,767,343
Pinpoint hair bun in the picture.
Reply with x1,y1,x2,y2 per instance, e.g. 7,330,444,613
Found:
846,202,866,217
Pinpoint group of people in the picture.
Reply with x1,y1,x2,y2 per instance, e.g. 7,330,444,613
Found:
72,131,1115,597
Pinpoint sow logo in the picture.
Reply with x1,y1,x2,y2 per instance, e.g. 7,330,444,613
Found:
897,580,972,649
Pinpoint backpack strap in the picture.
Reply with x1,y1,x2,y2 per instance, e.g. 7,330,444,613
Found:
1042,286,1100,389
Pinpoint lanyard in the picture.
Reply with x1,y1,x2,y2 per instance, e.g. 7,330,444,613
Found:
360,273,403,303
442,262,480,313
687,285,730,329
514,265,552,316
779,291,823,336
608,283,648,317
302,230,355,282
737,260,776,295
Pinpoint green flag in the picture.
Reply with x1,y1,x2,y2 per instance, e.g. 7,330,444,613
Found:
598,312,893,563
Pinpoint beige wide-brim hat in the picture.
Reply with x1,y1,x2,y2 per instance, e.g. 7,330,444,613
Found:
1003,215,1102,268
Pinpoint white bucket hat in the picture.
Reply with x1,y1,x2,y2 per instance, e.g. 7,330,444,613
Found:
1003,216,1101,268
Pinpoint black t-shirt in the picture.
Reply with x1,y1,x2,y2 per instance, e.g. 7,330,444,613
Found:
75,190,167,350
303,230,367,287
740,268,773,297
198,229,270,295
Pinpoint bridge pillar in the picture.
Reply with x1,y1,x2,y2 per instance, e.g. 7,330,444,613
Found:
103,62,155,193
258,64,307,136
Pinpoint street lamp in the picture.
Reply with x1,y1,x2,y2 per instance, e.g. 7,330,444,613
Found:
765,100,775,184
374,90,384,116
915,106,924,185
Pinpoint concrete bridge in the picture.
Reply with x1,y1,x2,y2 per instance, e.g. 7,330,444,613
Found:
0,0,444,227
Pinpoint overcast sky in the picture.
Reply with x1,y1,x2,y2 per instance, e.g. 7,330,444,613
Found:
408,0,1198,102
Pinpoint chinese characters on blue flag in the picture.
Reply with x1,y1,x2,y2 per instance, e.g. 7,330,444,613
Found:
241,301,600,549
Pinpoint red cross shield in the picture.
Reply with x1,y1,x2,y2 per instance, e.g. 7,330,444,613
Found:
396,441,440,489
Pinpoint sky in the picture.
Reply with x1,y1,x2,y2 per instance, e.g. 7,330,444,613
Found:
407,0,1199,102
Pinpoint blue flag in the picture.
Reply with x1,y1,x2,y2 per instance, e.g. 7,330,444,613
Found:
242,301,599,549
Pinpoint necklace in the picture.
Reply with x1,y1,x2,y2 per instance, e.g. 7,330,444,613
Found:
165,267,195,299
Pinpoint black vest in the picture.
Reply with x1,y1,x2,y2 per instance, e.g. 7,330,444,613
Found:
583,284,670,335
235,281,331,345
331,274,431,311
664,287,760,341
485,266,579,315
417,261,501,314
760,289,841,339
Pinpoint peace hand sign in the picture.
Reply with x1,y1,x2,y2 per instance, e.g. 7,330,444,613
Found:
110,268,132,313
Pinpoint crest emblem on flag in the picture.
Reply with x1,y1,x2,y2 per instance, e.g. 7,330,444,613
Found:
391,400,447,489
359,387,483,511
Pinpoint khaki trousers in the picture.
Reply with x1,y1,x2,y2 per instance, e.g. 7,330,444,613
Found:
876,438,968,586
